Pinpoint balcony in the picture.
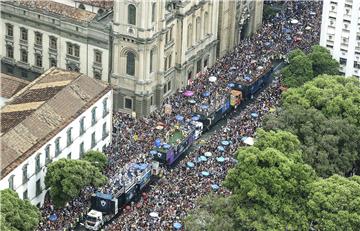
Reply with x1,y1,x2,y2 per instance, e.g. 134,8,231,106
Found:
2,57,16,65
17,61,30,69
66,54,80,62
19,39,28,45
34,43,42,50
31,65,44,73
5,35,13,41
49,47,57,55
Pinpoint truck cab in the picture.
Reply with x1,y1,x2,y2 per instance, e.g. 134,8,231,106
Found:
85,210,103,230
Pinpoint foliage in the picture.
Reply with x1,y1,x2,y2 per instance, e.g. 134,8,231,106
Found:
263,4,279,20
307,175,360,231
0,189,40,231
281,52,313,88
308,45,339,77
45,159,107,208
83,150,108,171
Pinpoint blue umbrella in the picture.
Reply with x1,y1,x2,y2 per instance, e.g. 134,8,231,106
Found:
154,138,161,148
202,91,210,97
217,146,225,152
173,222,182,230
221,141,230,146
138,163,148,170
265,42,271,46
201,171,210,177
211,184,220,191
49,214,58,222
198,156,207,162
227,83,235,88
216,157,225,163
187,161,195,168
176,115,184,121
286,36,292,41
201,104,209,109
192,115,200,121
251,113,258,118
149,150,157,155
241,136,248,141
163,144,171,149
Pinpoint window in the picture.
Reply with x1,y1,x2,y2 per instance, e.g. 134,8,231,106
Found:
36,179,41,196
35,32,42,46
164,57,168,71
21,50,28,63
21,71,27,78
21,28,28,41
45,145,51,164
67,153,72,159
91,132,96,148
340,58,347,65
35,154,41,173
22,164,28,184
167,81,171,91
163,84,167,94
74,45,80,57
152,3,156,22
95,50,102,63
67,128,72,146
204,57,208,68
354,61,360,69
7,24,13,37
150,96,153,105
187,24,193,48
67,43,73,55
50,58,57,67
78,3,85,9
126,52,135,76
80,117,85,135
35,54,42,67
6,45,13,58
204,12,209,34
102,122,108,139
79,142,85,157
125,98,132,109
8,175,14,190
91,107,97,125
103,98,108,117
169,27,173,41
50,36,57,50
150,49,154,73
23,190,28,200
197,59,202,73
128,4,136,25
168,54,172,69
196,17,201,42
55,137,60,156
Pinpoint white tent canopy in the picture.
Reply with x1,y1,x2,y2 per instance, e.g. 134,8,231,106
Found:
243,137,255,146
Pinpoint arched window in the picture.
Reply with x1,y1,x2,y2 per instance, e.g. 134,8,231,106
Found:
196,17,201,42
187,23,193,48
204,12,209,35
150,49,155,73
78,3,85,10
128,4,136,25
126,52,135,76
151,3,156,22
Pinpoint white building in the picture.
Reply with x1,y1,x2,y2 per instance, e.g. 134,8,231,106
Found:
320,0,360,78
0,67,112,207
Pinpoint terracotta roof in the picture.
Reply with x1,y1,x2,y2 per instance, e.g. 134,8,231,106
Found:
16,0,97,22
76,0,113,9
0,67,111,178
0,73,30,99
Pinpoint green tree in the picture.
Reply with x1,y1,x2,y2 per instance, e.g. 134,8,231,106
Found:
307,175,360,231
281,52,313,88
308,45,339,77
45,159,107,208
0,189,40,231
287,48,305,63
83,150,108,171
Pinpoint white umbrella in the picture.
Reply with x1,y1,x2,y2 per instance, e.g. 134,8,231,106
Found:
209,76,217,82
305,26,312,30
291,19,299,24
150,212,159,218
243,137,254,146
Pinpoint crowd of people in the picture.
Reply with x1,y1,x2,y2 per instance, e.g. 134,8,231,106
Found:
37,1,322,230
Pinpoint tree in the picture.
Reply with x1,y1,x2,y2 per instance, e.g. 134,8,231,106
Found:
307,175,360,231
45,159,107,208
263,106,360,177
308,45,339,77
0,189,40,231
287,48,305,63
83,150,108,171
281,52,313,88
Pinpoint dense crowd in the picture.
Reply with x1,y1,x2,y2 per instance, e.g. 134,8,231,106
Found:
37,1,322,230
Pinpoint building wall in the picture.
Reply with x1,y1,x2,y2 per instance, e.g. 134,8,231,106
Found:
0,90,113,207
320,0,360,78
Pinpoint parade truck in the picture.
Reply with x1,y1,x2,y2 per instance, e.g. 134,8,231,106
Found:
84,163,153,230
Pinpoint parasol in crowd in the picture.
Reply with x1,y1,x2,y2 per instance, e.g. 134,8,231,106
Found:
173,222,182,230
216,157,225,163
156,125,164,130
243,137,255,146
202,91,210,97
251,112,259,118
227,83,235,88
198,156,207,162
188,99,196,104
241,136,248,141
49,214,58,222
204,151,212,157
150,212,159,218
187,161,195,168
154,138,161,148
305,26,312,30
176,114,184,121
211,184,220,191
209,76,217,82
192,115,200,121
201,171,210,177
163,144,171,149
183,90,194,97
221,140,230,146
149,150,157,155
201,104,209,110
291,19,299,24
217,146,225,152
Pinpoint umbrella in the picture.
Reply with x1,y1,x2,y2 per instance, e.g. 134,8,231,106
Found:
251,113,258,118
183,90,194,97
286,36,292,41
241,136,248,141
204,152,212,157
150,150,157,155
176,115,184,121
216,157,225,163
49,214,57,222
163,144,171,149
188,99,196,104
243,137,255,146
201,171,210,177
154,138,161,148
309,11,316,16
201,104,209,109
173,222,182,230
217,146,225,152
291,19,299,24
138,163,148,170
211,184,220,191
221,141,230,146
305,26,312,30
198,156,207,162
202,91,210,97
187,161,195,168
156,125,164,130
227,83,235,88
265,42,271,46
192,115,200,121
150,212,159,218
209,76,217,82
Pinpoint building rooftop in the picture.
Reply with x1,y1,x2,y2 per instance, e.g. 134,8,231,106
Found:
0,73,30,99
0,68,111,178
76,0,113,9
15,0,97,22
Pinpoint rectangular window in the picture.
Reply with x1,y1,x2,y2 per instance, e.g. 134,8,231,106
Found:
168,81,171,91
35,154,41,173
102,122,108,139
67,43,73,55
91,108,97,126
150,49,154,73
354,61,360,69
196,59,202,73
80,117,85,135
150,96,153,105
21,28,28,41
67,128,72,146
91,132,96,148
95,50,102,63
8,175,14,190
80,142,85,157
168,54,172,69
67,153,72,159
6,46,13,58
23,190,28,200
36,179,41,196
35,54,42,67
35,32,42,46
125,98,132,109
55,138,60,156
50,58,57,67
74,45,80,57
103,99,108,117
164,58,167,71
21,50,28,63
22,164,28,184
45,145,51,164
50,37,57,50
340,58,347,65
163,85,167,94
152,3,156,22
7,24,13,37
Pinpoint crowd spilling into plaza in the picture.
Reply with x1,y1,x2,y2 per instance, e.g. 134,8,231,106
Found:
37,1,323,230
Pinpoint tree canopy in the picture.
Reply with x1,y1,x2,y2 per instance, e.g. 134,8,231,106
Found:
82,150,108,171
308,45,339,77
45,159,107,208
0,189,40,231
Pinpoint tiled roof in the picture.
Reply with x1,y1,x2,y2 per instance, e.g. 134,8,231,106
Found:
16,0,97,22
0,73,30,99
76,0,113,9
0,67,111,178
